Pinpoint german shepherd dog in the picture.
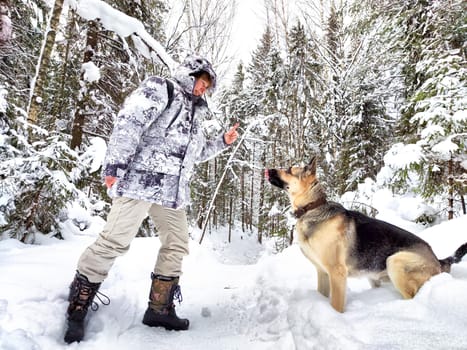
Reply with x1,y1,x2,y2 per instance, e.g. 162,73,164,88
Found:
266,157,467,313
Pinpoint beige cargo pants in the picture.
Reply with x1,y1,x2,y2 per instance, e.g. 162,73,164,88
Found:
77,197,189,283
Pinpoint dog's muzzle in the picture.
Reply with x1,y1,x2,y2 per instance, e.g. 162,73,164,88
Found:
265,169,285,189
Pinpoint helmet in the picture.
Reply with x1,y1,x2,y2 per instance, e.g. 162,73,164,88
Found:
181,55,217,89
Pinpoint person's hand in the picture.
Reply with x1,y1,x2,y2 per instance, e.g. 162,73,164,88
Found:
105,176,117,189
224,123,239,145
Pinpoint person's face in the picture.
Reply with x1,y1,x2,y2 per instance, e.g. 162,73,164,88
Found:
193,74,212,96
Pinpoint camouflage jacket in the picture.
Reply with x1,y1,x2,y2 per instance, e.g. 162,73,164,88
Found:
103,59,226,209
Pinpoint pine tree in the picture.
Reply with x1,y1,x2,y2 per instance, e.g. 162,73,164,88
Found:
332,0,399,194
245,27,289,245
0,115,81,241
218,63,254,234
321,0,351,193
284,21,323,161
69,0,169,151
0,0,171,241
0,0,81,241
381,0,467,218
0,0,47,113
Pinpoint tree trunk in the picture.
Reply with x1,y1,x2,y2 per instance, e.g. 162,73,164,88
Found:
249,144,255,232
258,151,266,244
199,122,251,244
27,0,65,125
241,167,245,232
51,8,75,119
460,193,466,215
228,195,233,242
70,20,99,150
197,163,209,229
448,157,454,220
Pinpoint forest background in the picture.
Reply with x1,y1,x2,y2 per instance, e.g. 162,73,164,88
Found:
0,0,465,248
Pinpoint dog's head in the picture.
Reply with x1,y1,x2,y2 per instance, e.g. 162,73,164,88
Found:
265,157,318,206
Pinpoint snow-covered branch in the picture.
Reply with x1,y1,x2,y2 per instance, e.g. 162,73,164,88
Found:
68,0,178,71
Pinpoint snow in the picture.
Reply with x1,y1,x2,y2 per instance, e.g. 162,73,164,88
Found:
2,1,467,349
382,143,424,170
0,14,12,43
342,181,438,231
81,62,101,83
0,87,7,113
68,0,177,72
1,201,467,349
78,137,107,174
70,0,145,37
453,109,467,123
432,136,459,157
419,122,445,140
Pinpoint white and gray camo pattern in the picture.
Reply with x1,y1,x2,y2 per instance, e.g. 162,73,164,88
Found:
103,57,226,209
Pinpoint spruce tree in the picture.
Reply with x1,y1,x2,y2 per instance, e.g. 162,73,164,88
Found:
321,0,350,193
392,0,466,218
245,27,290,246
284,21,323,162
333,0,399,194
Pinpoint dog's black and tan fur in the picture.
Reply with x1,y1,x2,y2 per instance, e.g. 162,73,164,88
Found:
266,157,467,313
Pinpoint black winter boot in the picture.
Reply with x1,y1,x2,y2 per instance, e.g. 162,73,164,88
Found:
142,273,189,331
64,271,109,344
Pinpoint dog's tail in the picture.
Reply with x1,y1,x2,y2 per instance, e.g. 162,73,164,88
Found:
439,242,467,272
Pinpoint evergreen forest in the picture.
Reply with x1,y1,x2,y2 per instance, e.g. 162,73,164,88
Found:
0,0,465,248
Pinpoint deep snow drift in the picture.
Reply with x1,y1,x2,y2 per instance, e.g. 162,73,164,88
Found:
1,211,467,350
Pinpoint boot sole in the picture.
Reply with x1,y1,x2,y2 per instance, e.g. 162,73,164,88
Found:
64,320,85,343
142,319,189,331
142,309,189,331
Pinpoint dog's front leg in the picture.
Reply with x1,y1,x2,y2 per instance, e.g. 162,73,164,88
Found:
329,265,347,313
316,268,330,297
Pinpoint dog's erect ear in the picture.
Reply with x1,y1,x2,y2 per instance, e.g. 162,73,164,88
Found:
305,157,317,174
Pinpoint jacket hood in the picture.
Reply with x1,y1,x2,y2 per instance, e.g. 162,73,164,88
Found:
173,55,217,95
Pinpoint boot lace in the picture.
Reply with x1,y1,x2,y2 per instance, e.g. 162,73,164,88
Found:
172,285,183,304
70,276,110,312
91,290,111,311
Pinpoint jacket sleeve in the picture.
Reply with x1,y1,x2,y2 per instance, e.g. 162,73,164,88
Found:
196,133,229,163
103,77,169,177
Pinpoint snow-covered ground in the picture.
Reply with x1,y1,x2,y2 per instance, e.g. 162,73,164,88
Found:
1,205,467,349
